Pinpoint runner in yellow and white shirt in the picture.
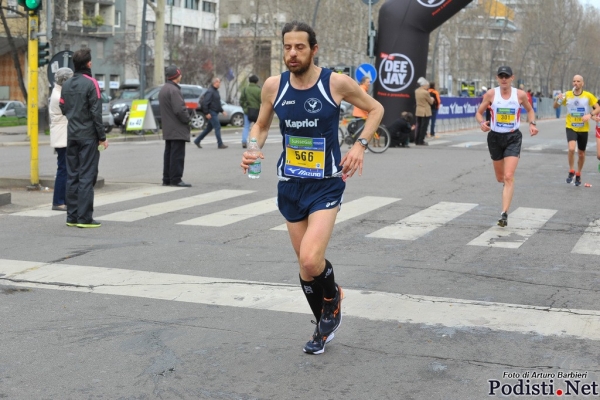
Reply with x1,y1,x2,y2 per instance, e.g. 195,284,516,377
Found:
554,75,600,186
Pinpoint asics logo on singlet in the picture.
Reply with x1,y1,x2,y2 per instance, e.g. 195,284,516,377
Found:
326,200,338,208
282,100,295,106
284,118,319,128
304,98,323,113
324,268,332,278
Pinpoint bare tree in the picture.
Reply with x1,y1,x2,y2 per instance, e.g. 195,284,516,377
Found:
1,0,28,101
146,0,165,87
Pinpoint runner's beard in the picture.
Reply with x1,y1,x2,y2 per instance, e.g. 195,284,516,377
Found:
286,54,313,76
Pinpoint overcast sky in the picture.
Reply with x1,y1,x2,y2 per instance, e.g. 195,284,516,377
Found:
580,0,600,9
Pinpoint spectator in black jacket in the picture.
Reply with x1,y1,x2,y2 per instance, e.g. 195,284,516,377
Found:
194,77,228,149
387,111,415,148
59,48,107,228
159,65,192,187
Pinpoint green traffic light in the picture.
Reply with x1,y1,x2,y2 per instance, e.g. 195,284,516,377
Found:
25,0,41,8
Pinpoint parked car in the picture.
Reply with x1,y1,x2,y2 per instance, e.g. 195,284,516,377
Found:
186,88,245,129
109,80,143,127
101,91,114,133
0,100,26,117
111,83,244,131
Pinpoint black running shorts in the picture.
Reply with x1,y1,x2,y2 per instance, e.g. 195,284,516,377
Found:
487,130,522,161
566,128,588,151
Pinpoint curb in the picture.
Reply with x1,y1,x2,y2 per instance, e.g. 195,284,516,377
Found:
0,176,105,190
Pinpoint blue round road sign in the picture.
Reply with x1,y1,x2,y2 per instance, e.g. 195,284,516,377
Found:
355,63,377,83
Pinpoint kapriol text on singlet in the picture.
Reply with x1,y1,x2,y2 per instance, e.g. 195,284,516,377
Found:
284,119,319,129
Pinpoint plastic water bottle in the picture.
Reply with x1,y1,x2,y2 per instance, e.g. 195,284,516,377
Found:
247,138,261,179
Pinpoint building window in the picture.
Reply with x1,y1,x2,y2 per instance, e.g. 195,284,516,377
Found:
202,1,216,13
202,29,215,45
184,0,198,10
95,74,105,90
109,75,120,90
115,11,121,28
146,21,155,39
167,0,181,5
183,27,199,44
97,41,104,59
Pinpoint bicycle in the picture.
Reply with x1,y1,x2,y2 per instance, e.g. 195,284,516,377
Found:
338,116,390,153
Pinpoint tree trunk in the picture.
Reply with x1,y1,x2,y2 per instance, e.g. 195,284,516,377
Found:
148,0,165,87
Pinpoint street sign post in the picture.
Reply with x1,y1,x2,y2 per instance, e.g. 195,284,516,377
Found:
355,63,377,83
47,50,74,87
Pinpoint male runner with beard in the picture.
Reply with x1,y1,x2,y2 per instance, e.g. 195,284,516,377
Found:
240,21,383,354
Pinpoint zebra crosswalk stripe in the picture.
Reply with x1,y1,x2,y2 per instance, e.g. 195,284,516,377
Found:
366,201,477,240
270,196,401,231
425,140,451,146
467,207,556,248
450,141,485,148
571,219,600,255
99,189,254,222
11,186,185,217
177,198,279,227
2,258,600,340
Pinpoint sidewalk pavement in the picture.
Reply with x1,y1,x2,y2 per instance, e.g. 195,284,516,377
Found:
0,125,164,147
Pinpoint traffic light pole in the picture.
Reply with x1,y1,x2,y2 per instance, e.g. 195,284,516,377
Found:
27,12,40,189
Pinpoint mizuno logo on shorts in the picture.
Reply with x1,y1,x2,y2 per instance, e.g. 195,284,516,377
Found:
326,201,338,207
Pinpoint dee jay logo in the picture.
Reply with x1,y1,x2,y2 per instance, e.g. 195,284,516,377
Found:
378,53,414,92
417,0,446,7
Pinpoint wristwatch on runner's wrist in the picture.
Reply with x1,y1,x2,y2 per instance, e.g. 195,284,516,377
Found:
529,121,536,126
357,138,368,148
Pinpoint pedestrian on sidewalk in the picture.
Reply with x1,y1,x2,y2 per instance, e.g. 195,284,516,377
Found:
194,77,228,149
49,67,73,212
59,48,107,228
239,74,262,148
415,77,433,145
159,65,192,187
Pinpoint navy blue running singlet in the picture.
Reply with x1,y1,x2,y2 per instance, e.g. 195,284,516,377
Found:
273,68,342,180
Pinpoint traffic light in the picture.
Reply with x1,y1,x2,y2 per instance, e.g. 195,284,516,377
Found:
38,42,50,68
17,0,42,12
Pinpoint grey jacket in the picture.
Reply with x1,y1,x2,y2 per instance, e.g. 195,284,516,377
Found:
158,80,190,141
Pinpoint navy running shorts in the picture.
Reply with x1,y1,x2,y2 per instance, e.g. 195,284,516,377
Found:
277,177,345,223
566,128,588,151
487,130,522,161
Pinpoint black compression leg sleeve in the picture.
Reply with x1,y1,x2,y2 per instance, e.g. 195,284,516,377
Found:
313,259,337,299
299,275,323,321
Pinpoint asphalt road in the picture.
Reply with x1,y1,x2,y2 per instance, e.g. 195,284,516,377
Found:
2,118,600,399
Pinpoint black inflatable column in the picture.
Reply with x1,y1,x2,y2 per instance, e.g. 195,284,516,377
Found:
374,0,473,126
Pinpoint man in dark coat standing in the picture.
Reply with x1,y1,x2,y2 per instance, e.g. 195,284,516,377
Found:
59,48,107,228
159,65,192,187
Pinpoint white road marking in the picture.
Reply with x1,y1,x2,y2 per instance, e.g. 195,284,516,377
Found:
468,207,557,248
450,141,485,148
572,219,600,255
1,258,600,341
425,140,451,146
98,189,254,222
366,202,477,240
11,186,185,217
270,196,400,231
178,198,278,227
